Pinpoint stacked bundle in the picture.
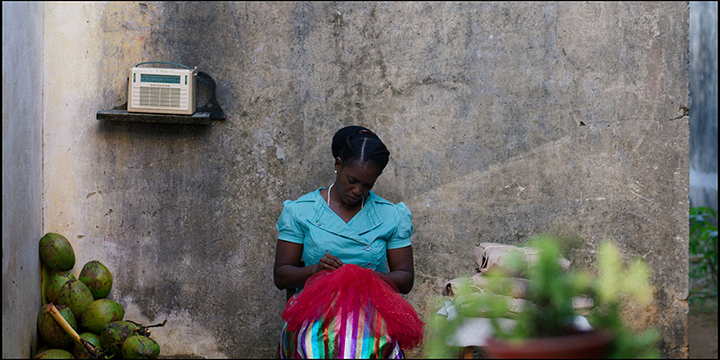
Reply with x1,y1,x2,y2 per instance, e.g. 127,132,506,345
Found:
437,243,594,350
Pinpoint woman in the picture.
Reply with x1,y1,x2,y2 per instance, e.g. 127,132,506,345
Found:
274,125,422,359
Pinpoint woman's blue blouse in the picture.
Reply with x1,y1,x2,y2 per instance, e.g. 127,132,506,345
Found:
276,188,413,274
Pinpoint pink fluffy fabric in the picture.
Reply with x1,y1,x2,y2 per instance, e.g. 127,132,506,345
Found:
281,264,424,350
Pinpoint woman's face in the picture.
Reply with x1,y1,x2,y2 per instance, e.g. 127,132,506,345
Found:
334,158,381,206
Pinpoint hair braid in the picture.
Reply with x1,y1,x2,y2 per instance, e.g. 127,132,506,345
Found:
332,126,390,172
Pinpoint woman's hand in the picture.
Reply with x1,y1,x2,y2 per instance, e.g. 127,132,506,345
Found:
314,252,344,273
274,241,346,290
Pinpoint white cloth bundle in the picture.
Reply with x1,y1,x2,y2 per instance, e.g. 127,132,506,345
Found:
472,242,571,275
443,272,529,299
440,243,593,316
437,242,594,347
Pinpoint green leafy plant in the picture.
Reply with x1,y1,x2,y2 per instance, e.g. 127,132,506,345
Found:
590,240,659,358
426,236,659,358
689,206,718,311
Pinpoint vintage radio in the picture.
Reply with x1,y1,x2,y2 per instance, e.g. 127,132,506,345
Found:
127,62,197,115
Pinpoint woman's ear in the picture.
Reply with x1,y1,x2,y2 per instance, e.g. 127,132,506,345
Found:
334,157,342,173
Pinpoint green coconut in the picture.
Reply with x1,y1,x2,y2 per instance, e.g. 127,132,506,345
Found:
79,260,113,299
73,332,103,359
37,304,78,349
46,270,76,305
122,335,161,359
58,279,94,320
39,233,75,271
100,321,140,357
33,348,75,359
81,299,125,334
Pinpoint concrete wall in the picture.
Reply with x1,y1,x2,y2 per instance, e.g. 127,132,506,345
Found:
36,2,689,358
689,1,718,211
2,2,45,358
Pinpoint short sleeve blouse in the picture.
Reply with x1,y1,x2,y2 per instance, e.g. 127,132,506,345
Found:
276,188,413,275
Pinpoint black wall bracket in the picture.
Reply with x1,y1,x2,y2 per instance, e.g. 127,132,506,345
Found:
97,71,225,125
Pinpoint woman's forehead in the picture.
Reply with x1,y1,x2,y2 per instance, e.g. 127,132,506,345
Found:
342,161,380,182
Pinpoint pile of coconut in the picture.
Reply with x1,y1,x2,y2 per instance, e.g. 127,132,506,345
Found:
35,233,164,359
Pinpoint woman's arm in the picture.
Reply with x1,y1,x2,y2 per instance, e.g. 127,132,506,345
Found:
385,246,414,294
273,240,345,290
273,240,313,290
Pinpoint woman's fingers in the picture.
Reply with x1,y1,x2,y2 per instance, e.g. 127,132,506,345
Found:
321,253,344,270
331,254,344,268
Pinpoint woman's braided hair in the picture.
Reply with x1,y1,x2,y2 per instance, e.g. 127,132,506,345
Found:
331,125,390,173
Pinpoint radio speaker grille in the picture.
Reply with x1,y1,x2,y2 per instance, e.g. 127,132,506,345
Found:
139,87,182,108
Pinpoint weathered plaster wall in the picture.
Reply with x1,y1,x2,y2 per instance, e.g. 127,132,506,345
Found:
2,2,44,358
41,2,689,358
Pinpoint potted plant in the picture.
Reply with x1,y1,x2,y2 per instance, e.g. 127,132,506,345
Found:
426,235,660,359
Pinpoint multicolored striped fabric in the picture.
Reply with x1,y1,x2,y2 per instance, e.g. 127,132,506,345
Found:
277,304,404,359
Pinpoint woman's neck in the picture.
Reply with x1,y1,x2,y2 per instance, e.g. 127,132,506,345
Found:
326,185,365,222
